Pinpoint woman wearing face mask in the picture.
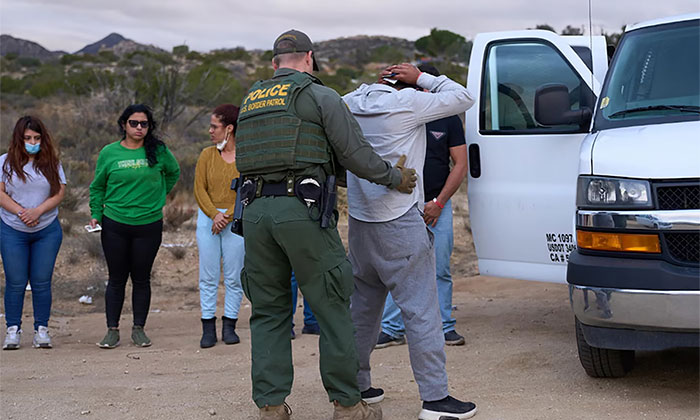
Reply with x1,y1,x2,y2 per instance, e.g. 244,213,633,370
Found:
193,104,245,348
89,104,180,349
1,116,66,350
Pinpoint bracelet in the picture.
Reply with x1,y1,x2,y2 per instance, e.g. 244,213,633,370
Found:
432,198,444,209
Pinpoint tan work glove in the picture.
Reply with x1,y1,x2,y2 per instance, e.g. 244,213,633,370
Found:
394,154,417,194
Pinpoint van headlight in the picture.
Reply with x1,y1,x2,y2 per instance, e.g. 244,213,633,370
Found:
577,176,652,209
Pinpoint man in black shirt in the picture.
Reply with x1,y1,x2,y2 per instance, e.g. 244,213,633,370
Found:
377,64,469,348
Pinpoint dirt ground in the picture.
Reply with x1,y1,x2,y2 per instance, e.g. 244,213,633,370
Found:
1,200,699,420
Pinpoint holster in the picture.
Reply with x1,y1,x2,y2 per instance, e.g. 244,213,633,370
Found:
293,175,337,229
230,177,257,236
320,175,337,229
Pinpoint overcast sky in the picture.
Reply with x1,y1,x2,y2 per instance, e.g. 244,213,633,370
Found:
1,0,698,53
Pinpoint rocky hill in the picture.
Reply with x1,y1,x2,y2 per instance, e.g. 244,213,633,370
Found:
315,35,417,66
76,32,166,56
0,34,64,60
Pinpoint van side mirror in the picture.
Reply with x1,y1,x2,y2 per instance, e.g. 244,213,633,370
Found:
535,84,592,128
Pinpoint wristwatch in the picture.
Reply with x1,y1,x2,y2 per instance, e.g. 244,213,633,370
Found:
432,198,444,209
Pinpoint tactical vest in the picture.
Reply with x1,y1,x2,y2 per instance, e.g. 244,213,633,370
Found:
236,72,332,176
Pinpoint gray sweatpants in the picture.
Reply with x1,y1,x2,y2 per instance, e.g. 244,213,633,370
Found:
348,205,449,402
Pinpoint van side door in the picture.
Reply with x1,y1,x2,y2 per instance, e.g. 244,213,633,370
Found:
465,31,606,283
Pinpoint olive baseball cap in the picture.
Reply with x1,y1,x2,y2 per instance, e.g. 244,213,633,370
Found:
273,29,319,71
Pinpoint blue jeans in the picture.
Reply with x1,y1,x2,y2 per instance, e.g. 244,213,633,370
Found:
1,218,62,330
381,199,456,337
196,209,245,319
290,271,318,328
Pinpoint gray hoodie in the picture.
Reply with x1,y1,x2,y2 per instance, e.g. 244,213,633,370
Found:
343,73,474,222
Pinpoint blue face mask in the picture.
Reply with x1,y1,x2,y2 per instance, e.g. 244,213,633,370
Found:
25,142,41,155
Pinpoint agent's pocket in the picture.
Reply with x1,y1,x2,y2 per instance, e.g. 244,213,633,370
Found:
324,259,354,305
240,268,251,302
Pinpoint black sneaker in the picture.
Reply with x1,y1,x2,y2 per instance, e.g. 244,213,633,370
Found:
444,330,465,346
375,332,406,349
361,387,384,404
420,396,477,420
301,324,320,335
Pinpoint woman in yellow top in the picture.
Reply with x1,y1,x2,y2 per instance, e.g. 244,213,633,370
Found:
193,104,244,348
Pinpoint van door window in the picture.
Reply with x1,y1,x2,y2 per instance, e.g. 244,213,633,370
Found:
572,46,593,71
480,40,594,134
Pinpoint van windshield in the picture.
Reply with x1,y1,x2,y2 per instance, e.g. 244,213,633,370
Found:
594,18,700,130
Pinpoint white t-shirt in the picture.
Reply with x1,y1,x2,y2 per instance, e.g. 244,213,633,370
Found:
0,154,66,233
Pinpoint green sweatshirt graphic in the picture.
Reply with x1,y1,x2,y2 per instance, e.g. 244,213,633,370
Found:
89,141,180,225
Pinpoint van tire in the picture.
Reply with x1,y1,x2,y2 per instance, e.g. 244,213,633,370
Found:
575,318,635,378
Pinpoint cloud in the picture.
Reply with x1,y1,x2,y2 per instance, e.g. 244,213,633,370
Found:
1,0,697,53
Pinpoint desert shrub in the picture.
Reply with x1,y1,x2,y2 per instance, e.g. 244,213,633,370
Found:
0,75,24,95
65,68,117,95
62,160,94,186
205,48,251,63
61,218,73,236
82,235,104,259
117,58,136,68
173,45,189,56
163,199,195,231
67,251,81,265
336,187,348,218
126,50,175,66
186,51,203,61
319,68,361,95
415,28,472,63
247,67,274,87
60,185,88,212
167,246,187,260
26,64,65,97
260,50,273,62
369,45,409,65
185,63,245,106
170,152,197,195
60,54,83,65
16,57,42,68
423,61,467,86
97,51,119,63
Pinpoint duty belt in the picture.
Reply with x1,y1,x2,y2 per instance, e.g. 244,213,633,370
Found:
260,181,294,197
238,174,337,229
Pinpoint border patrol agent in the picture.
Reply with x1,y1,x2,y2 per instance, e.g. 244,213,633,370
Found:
235,30,417,420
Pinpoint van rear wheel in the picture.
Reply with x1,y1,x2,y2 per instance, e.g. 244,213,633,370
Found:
575,318,635,378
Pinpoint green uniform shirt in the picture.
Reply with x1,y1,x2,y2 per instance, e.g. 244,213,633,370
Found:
89,141,181,225
251,68,401,187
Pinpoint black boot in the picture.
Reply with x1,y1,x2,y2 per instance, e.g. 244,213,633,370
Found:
200,317,217,348
222,316,240,345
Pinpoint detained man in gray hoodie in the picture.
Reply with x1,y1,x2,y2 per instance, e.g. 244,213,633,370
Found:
342,63,477,420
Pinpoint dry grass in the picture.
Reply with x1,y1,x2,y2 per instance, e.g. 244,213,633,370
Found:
82,234,104,259
167,246,188,260
67,251,81,265
163,193,196,231
60,185,88,212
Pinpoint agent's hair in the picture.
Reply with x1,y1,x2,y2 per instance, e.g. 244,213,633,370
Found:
2,115,62,197
117,104,164,167
212,104,240,134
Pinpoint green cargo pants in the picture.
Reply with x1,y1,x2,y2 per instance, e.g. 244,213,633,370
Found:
240,195,361,408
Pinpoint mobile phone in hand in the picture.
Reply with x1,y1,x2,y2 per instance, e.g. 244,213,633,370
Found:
84,224,102,233
382,72,398,84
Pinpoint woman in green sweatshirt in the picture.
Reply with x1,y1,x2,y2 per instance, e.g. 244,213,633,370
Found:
89,104,180,349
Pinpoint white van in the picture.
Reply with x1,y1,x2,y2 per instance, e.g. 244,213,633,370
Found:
465,13,699,377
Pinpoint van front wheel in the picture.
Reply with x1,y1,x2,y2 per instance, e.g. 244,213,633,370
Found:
575,318,635,378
